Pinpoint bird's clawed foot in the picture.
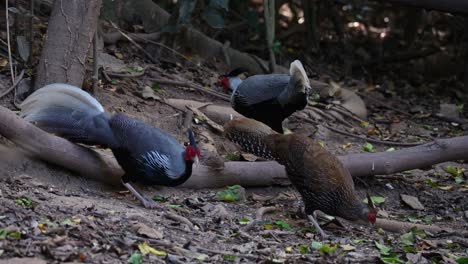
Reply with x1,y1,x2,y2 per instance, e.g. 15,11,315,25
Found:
122,181,165,210
308,214,329,240
140,196,164,210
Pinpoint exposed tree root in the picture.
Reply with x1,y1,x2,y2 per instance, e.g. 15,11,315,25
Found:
375,218,468,237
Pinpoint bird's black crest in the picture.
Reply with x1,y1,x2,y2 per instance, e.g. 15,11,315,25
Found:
187,128,198,150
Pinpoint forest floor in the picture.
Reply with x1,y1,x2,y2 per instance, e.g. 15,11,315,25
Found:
0,52,468,264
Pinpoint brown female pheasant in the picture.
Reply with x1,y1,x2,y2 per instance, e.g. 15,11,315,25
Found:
224,118,376,237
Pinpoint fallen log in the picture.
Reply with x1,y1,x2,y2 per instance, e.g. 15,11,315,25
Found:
0,104,287,188
1,105,468,189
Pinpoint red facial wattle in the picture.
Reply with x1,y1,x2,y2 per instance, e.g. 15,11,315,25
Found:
184,146,200,160
219,77,230,93
368,212,376,224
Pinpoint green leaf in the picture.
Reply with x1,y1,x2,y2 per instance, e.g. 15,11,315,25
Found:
274,220,292,231
352,239,365,244
15,197,33,207
226,153,240,161
318,244,337,255
363,142,374,152
216,185,242,202
202,8,225,28
409,227,426,238
311,241,323,249
374,241,392,255
151,84,161,92
386,147,396,152
298,244,309,254
399,232,414,246
239,218,250,225
363,196,386,205
209,0,229,10
167,204,182,209
422,215,433,224
444,165,464,177
128,252,143,264
61,219,76,226
152,194,168,202
8,232,21,239
0,229,7,240
0,228,21,240
223,255,236,261
425,179,439,188
402,245,416,253
455,176,464,184
380,253,404,263
0,249,3,256
111,79,118,85
272,40,282,53
457,257,468,264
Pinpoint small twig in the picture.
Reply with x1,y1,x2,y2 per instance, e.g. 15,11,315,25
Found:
92,30,99,95
314,103,366,124
29,0,34,65
242,206,277,232
182,110,193,130
102,70,112,82
5,0,15,84
164,211,195,230
374,174,423,183
222,41,231,68
263,0,276,73
296,115,422,146
0,70,25,99
356,91,411,117
328,110,356,128
186,105,224,133
194,246,258,259
148,77,230,101
104,70,146,78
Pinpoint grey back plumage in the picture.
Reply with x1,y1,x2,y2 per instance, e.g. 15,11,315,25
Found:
109,114,186,183
231,74,290,109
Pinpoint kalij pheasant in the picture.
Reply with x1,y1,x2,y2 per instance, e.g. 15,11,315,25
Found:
224,118,376,237
219,60,312,133
20,83,200,209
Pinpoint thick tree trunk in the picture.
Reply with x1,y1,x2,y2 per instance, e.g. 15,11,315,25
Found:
373,0,468,15
35,0,102,90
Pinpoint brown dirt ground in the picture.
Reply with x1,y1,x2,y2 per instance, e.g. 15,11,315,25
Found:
0,61,467,263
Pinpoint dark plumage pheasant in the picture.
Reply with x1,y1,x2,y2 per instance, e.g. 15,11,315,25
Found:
224,118,376,237
20,84,200,209
219,60,312,133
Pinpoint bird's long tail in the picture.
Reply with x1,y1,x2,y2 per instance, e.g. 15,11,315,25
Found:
20,83,117,147
223,117,279,160
278,60,311,106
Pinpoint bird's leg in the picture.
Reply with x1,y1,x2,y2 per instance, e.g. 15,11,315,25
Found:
121,180,163,210
308,214,328,239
